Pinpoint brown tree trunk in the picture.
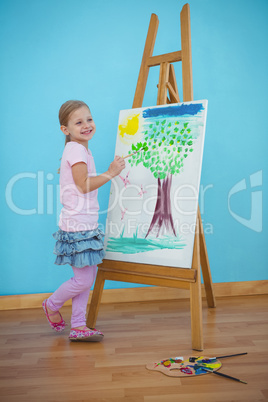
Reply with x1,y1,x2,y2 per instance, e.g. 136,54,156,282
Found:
145,173,176,238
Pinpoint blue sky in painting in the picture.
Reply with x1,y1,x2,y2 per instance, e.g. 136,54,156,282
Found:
142,102,204,118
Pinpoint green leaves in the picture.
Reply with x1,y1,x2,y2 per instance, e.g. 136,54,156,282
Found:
127,118,195,178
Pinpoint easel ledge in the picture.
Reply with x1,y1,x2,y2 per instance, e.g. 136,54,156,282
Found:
87,3,215,351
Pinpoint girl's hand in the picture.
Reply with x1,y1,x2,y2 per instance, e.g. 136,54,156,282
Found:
108,156,126,178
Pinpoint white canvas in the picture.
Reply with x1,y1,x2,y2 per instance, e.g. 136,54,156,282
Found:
104,100,208,269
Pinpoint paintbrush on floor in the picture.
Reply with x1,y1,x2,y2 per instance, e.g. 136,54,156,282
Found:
189,353,248,363
201,366,247,384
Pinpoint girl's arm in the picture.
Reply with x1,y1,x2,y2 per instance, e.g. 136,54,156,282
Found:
71,156,125,194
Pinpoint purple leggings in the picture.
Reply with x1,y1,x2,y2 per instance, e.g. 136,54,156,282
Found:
47,265,97,328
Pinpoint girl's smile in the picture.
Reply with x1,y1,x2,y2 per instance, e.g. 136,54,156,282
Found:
61,106,96,148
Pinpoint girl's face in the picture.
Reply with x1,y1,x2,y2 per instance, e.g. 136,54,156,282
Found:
61,106,96,148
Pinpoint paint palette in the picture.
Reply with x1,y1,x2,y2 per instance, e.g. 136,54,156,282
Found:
146,356,221,377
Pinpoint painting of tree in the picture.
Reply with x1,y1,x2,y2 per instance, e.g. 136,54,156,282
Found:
126,103,204,238
104,101,207,269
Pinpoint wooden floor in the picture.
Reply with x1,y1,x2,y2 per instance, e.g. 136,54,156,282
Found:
0,295,267,401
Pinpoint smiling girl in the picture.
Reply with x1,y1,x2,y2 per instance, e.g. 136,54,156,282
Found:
42,100,125,342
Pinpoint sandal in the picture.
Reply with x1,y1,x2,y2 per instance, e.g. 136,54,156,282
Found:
69,326,104,342
42,299,66,332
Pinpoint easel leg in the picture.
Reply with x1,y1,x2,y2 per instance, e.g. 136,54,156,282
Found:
157,62,170,105
86,269,105,329
132,13,159,108
198,208,216,308
166,65,180,103
190,269,203,351
180,3,193,102
168,64,180,102
190,216,203,351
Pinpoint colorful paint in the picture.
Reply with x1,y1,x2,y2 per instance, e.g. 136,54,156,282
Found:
146,356,221,378
105,100,208,269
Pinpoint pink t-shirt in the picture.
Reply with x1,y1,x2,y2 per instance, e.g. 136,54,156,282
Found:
58,141,99,232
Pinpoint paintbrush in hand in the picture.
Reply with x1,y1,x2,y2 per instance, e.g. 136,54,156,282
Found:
123,147,145,159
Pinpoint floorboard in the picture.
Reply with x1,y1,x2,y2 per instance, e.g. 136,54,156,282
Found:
0,295,267,401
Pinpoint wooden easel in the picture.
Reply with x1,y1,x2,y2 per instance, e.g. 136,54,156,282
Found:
87,3,215,351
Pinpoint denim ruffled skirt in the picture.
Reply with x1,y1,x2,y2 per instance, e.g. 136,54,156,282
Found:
53,227,105,268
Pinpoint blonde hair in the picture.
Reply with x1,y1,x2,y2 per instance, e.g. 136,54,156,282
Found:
57,100,90,173
59,100,90,145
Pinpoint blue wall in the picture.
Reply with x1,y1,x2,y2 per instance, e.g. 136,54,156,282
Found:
0,0,267,295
